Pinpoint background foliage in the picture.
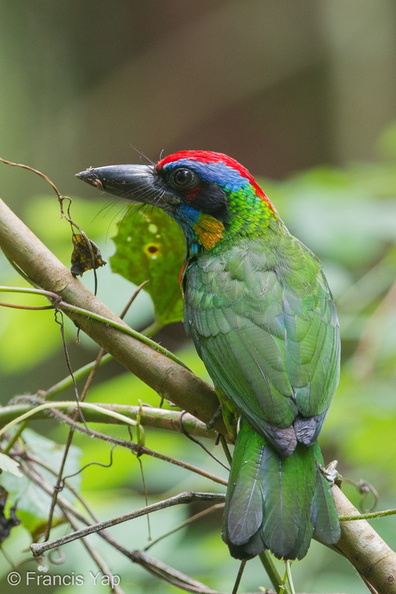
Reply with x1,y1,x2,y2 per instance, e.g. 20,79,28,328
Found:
1,2,396,593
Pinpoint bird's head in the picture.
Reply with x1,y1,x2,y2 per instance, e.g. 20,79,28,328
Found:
77,151,277,256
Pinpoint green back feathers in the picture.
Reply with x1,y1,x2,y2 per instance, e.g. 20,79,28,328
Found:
184,231,339,455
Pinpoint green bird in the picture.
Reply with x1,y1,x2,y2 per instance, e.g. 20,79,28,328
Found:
77,150,340,560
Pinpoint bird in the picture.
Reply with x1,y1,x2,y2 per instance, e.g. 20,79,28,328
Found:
77,150,340,561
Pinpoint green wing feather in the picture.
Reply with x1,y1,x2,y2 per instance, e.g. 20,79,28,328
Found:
224,421,265,550
259,441,315,560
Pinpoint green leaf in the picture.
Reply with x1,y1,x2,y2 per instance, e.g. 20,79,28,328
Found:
0,429,81,534
110,208,185,326
0,453,23,477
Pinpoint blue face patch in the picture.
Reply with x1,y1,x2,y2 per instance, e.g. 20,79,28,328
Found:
169,204,201,256
162,159,250,193
169,204,199,237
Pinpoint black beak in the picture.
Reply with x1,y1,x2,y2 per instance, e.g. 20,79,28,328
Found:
76,164,154,200
76,164,180,209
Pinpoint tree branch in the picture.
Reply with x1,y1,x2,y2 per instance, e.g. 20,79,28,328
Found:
333,485,396,593
0,401,216,439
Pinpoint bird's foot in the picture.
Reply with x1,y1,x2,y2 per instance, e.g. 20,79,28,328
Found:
320,460,340,486
206,405,223,430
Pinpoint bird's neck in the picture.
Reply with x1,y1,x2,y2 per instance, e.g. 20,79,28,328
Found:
173,189,280,258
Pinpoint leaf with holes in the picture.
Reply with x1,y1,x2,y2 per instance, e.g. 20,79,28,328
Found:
110,208,185,326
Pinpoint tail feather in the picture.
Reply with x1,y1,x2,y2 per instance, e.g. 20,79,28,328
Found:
223,420,340,560
260,443,315,560
224,425,265,549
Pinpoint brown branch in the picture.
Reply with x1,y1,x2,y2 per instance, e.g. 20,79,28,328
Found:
333,485,396,593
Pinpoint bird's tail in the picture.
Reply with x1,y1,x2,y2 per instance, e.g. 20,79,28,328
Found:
222,419,340,560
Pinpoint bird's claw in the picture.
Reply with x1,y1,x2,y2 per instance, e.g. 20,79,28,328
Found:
206,406,223,430
320,460,340,486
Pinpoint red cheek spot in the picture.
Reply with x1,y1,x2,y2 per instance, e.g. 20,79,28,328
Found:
184,185,201,201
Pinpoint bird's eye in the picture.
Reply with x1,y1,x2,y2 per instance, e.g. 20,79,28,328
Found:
170,167,197,189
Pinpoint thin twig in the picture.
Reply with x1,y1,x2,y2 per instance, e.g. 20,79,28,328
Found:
339,509,396,521
30,492,225,556
0,401,137,438
231,560,246,594
144,502,224,552
259,551,290,594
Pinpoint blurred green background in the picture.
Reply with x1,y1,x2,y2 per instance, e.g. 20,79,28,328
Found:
1,2,396,593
